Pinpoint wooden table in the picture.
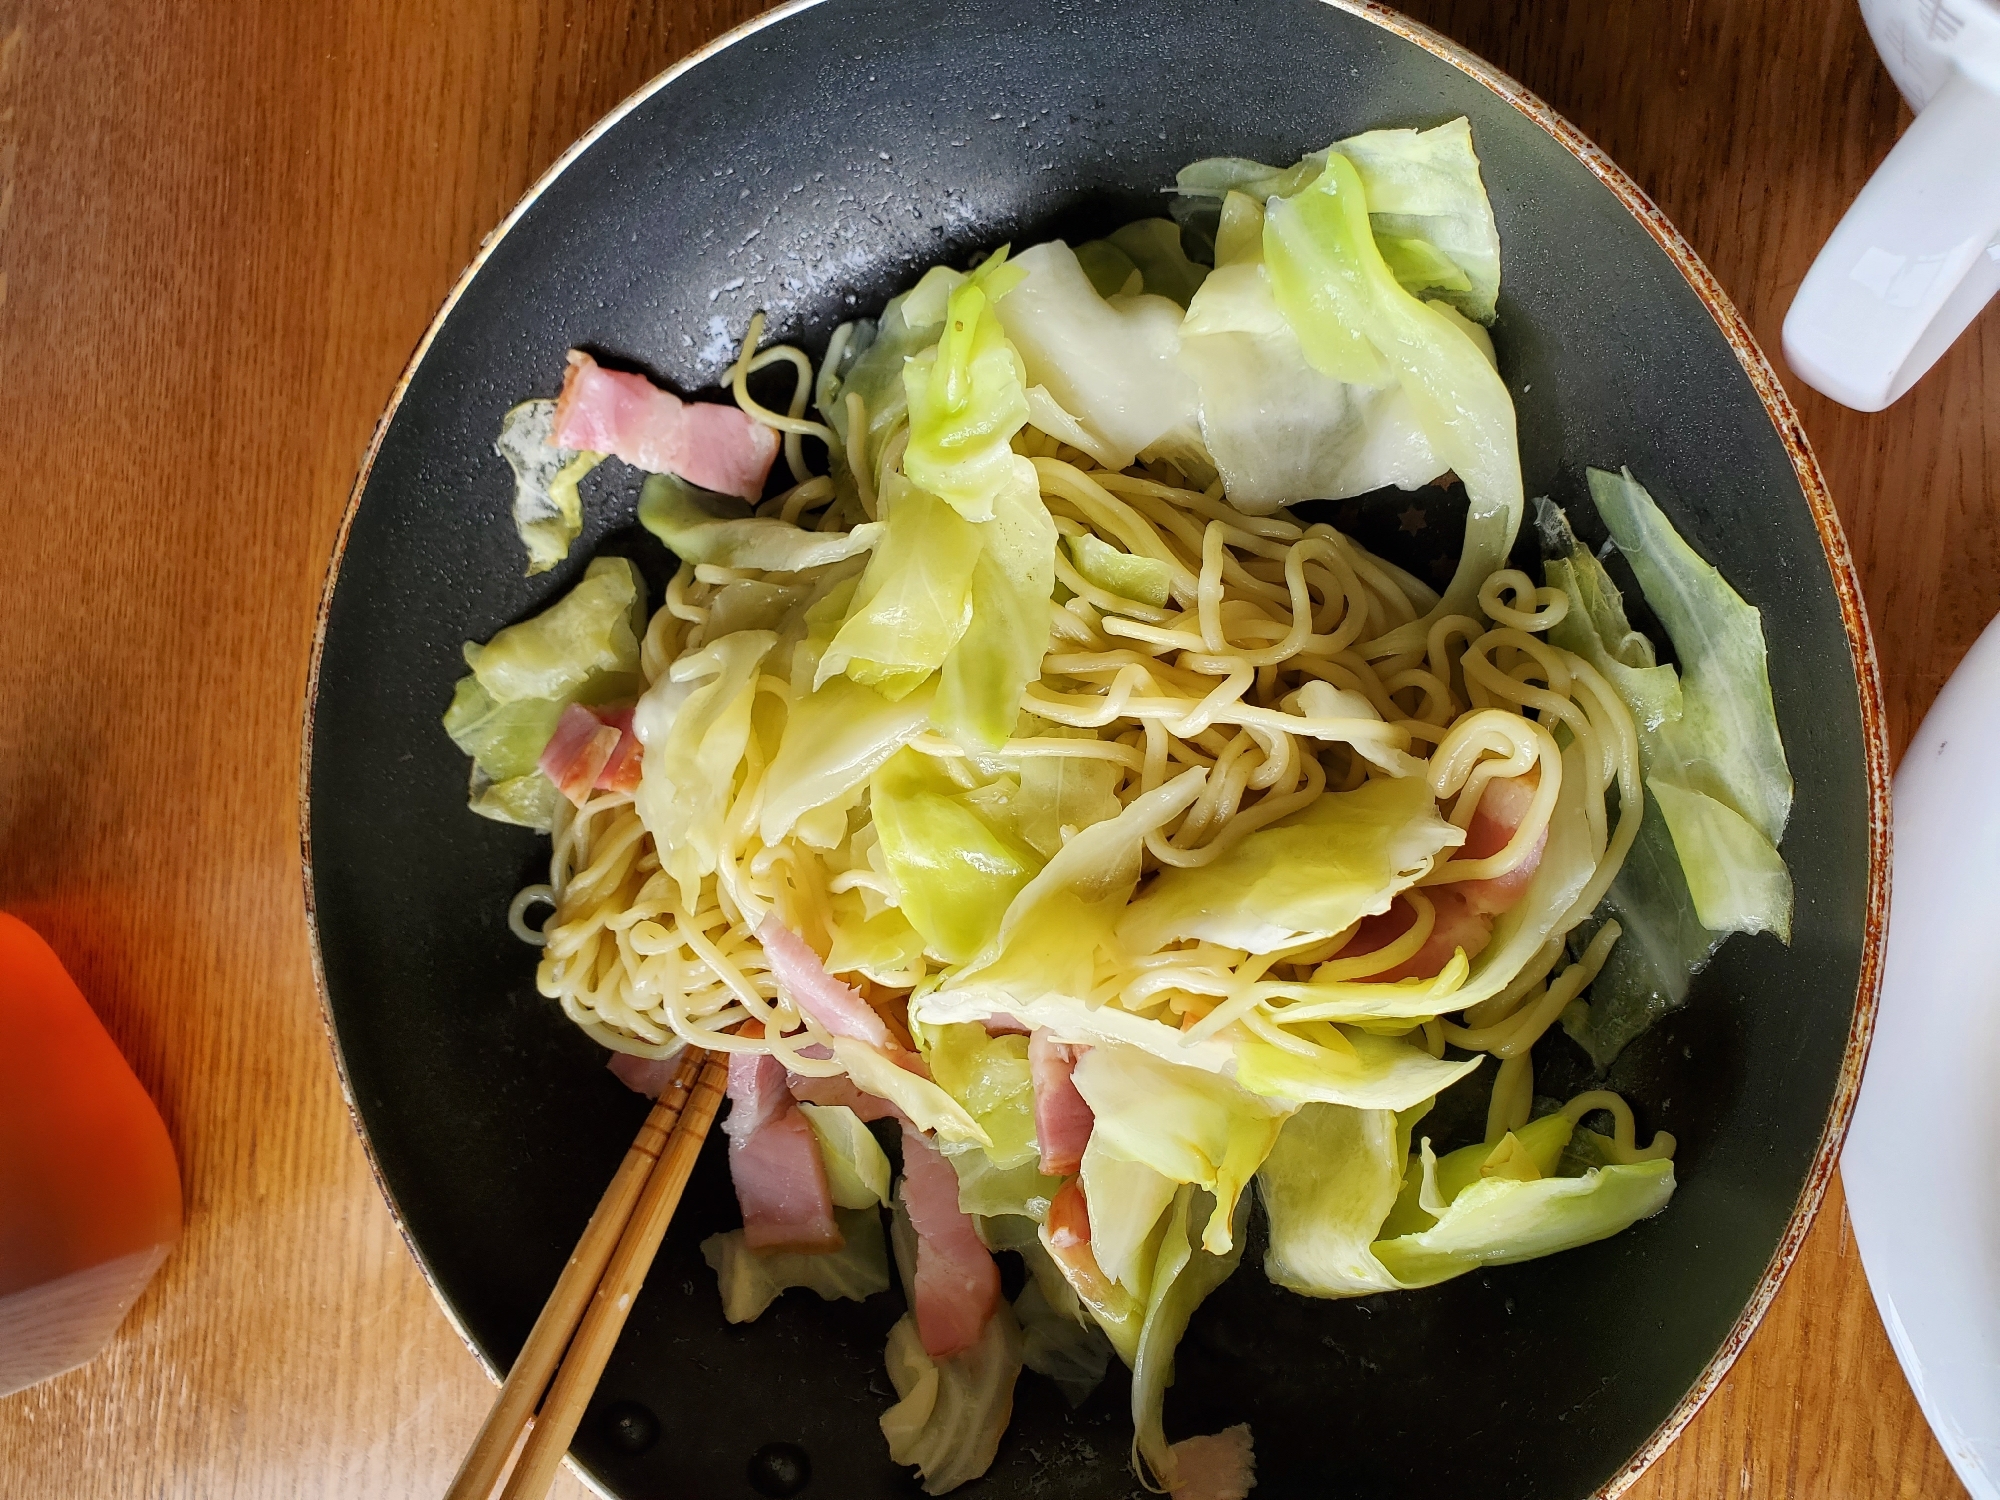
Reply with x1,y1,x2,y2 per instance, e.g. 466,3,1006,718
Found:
0,1,1984,1495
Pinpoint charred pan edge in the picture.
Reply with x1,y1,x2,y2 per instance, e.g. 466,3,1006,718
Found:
299,2,1892,1495
295,3,835,1495
1325,3,1891,1496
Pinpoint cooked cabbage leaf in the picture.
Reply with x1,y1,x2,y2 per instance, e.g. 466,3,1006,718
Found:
1068,532,1174,608
1540,480,1794,1064
443,676,565,786
633,628,776,908
880,1304,1024,1496
994,240,1204,471
830,1037,991,1149
460,555,645,705
1130,1187,1249,1491
1178,192,1453,512
1329,120,1502,324
444,555,645,829
819,280,948,479
1174,118,1502,323
798,1103,893,1209
495,399,604,576
816,475,984,699
637,471,883,571
872,752,1043,965
759,675,935,845
1373,1155,1675,1288
1015,1257,1113,1407
921,1021,1043,1170
1070,1043,1286,1255
999,728,1125,859
1263,150,1522,645
465,765,564,832
951,1148,1063,1222
1099,218,1209,307
903,250,1036,524
1258,1103,1405,1297
932,477,1058,752
1116,774,1463,953
1079,1136,1181,1294
1589,467,1794,858
701,1206,890,1323
1258,1104,1674,1297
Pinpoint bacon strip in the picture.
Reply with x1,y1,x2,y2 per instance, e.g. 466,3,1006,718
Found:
1028,1030,1094,1177
1168,1425,1256,1500
756,917,895,1049
1334,773,1547,981
553,350,778,501
724,1051,841,1253
537,703,621,806
899,1123,1001,1358
605,1050,680,1098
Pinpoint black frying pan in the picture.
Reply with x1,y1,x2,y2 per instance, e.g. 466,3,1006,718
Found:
302,2,1887,1495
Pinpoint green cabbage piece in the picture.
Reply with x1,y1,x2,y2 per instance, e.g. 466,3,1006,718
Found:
1014,1248,1113,1407
829,1037,990,1148
1068,532,1173,608
1263,150,1522,644
902,250,1035,524
919,770,1487,1112
1075,237,1141,298
879,1305,1023,1496
759,675,935,845
466,767,564,832
460,555,645,704
818,475,984,700
1130,1187,1250,1490
798,1103,892,1209
637,470,883,570
1174,118,1502,323
1234,736,1594,1027
1070,1043,1286,1255
931,477,1058,752
1374,1155,1675,1288
824,894,928,982
1258,1102,1408,1296
442,677,565,786
921,1021,1043,1170
1178,191,1457,512
1590,470,1792,842
817,278,950,477
443,555,645,829
1540,479,1794,1065
1329,120,1502,324
1115,774,1464,953
700,1206,890,1324
872,751,1043,964
1258,1103,1674,1297
631,628,774,908
997,729,1125,859
993,240,1204,473
1079,1136,1181,1294
1089,218,1210,307
494,399,604,576
918,770,1212,1043
1230,1030,1481,1111
951,1149,1062,1222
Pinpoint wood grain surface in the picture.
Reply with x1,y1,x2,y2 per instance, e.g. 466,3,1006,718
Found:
0,0,1984,1496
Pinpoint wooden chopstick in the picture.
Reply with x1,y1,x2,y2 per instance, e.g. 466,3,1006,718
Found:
491,1045,731,1500
443,1044,724,1500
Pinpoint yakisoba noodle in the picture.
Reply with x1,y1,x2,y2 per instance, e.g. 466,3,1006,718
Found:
524,320,1670,1158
